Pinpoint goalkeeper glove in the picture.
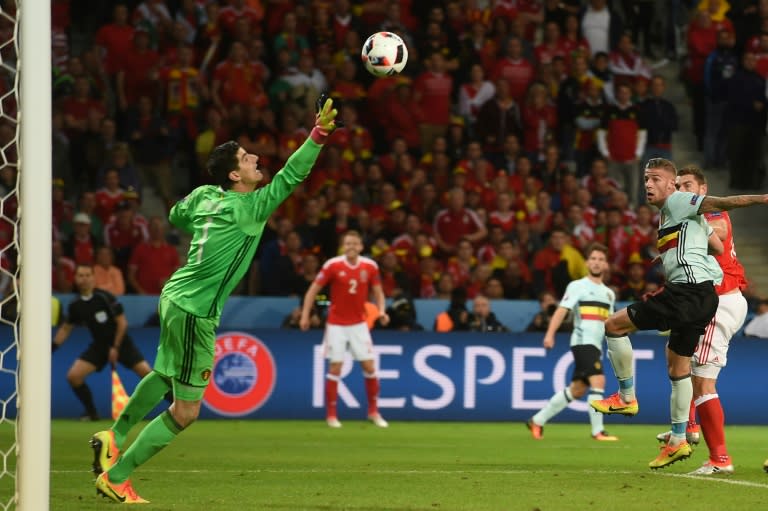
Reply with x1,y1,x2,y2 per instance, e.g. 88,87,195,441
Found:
314,93,342,136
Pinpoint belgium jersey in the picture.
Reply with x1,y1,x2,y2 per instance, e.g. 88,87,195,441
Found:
559,277,615,349
656,192,723,285
162,138,323,320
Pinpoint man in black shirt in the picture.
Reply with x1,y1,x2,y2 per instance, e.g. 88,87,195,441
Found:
52,264,151,420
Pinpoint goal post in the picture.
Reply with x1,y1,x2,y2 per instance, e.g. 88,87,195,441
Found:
17,0,52,509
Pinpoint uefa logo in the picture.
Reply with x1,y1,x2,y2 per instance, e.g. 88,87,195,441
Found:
202,332,277,417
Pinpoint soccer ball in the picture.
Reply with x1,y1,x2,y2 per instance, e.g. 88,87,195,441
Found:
361,32,408,77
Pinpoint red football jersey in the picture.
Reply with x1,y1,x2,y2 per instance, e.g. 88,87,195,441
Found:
705,211,747,295
315,255,381,326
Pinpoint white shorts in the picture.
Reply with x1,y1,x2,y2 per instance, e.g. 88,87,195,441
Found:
323,322,374,363
692,291,748,378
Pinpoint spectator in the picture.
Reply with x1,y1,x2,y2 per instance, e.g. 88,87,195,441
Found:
52,239,75,293
703,28,737,169
93,245,125,296
468,294,510,332
521,82,558,163
686,10,718,151
597,83,646,206
115,29,161,115
581,0,623,57
434,286,471,332
211,41,268,116
475,78,522,158
744,299,768,338
94,4,135,80
104,201,149,275
532,227,587,297
726,52,767,190
125,96,173,208
96,142,141,196
282,298,324,329
84,117,119,189
608,34,651,90
491,36,535,106
526,290,573,332
458,63,496,133
639,76,678,162
433,187,488,256
64,212,97,265
383,291,422,331
126,216,179,295
414,51,453,153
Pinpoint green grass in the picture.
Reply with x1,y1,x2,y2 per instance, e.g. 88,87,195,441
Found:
2,420,768,510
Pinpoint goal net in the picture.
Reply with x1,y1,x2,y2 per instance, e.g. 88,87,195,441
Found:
0,1,52,509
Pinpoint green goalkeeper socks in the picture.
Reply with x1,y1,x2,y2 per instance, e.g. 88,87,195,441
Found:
112,371,172,449
109,411,183,484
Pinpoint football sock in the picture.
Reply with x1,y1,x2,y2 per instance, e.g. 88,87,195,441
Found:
71,383,98,418
112,371,172,449
696,393,729,461
108,411,183,484
325,374,340,418
587,389,606,436
669,374,692,445
364,371,380,415
688,399,697,428
605,334,635,402
532,388,573,426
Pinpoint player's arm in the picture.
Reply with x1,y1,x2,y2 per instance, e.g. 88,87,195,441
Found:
543,306,570,349
707,230,724,255
299,281,323,331
707,216,729,241
698,194,768,213
52,322,74,352
371,283,389,327
169,191,196,234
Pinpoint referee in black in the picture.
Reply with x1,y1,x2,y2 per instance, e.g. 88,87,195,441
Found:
52,263,151,420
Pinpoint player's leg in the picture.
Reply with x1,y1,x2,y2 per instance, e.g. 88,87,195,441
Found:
528,380,582,440
323,324,346,427
689,292,747,474
350,323,387,427
66,355,100,420
96,297,214,502
649,330,697,469
586,374,618,441
109,311,177,449
591,307,639,415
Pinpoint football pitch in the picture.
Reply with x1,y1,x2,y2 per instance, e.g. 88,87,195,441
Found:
5,420,768,510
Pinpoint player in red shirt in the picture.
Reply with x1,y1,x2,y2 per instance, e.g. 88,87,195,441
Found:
491,36,535,104
660,167,748,475
127,217,181,295
300,231,390,429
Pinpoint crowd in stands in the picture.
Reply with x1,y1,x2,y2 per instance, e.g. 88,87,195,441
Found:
0,1,765,327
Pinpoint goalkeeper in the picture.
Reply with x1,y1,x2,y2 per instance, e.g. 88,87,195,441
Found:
91,97,339,504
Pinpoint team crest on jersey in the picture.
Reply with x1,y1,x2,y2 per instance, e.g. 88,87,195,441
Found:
201,369,211,381
202,332,277,417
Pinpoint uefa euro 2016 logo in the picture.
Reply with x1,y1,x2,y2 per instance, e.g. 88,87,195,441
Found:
203,332,277,417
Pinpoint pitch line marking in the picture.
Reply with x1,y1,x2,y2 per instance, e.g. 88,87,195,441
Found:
51,467,768,487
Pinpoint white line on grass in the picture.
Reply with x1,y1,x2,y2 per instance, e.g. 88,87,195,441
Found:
51,467,768,487
656,472,768,489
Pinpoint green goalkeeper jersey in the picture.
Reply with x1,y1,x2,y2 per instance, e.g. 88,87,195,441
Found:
161,138,322,320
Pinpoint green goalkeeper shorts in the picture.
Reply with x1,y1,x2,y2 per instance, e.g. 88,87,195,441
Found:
154,295,218,401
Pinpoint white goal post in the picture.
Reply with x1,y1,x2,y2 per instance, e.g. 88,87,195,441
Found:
17,0,52,509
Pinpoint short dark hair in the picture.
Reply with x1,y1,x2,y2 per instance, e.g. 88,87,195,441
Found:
207,141,240,189
677,164,707,185
585,242,609,259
